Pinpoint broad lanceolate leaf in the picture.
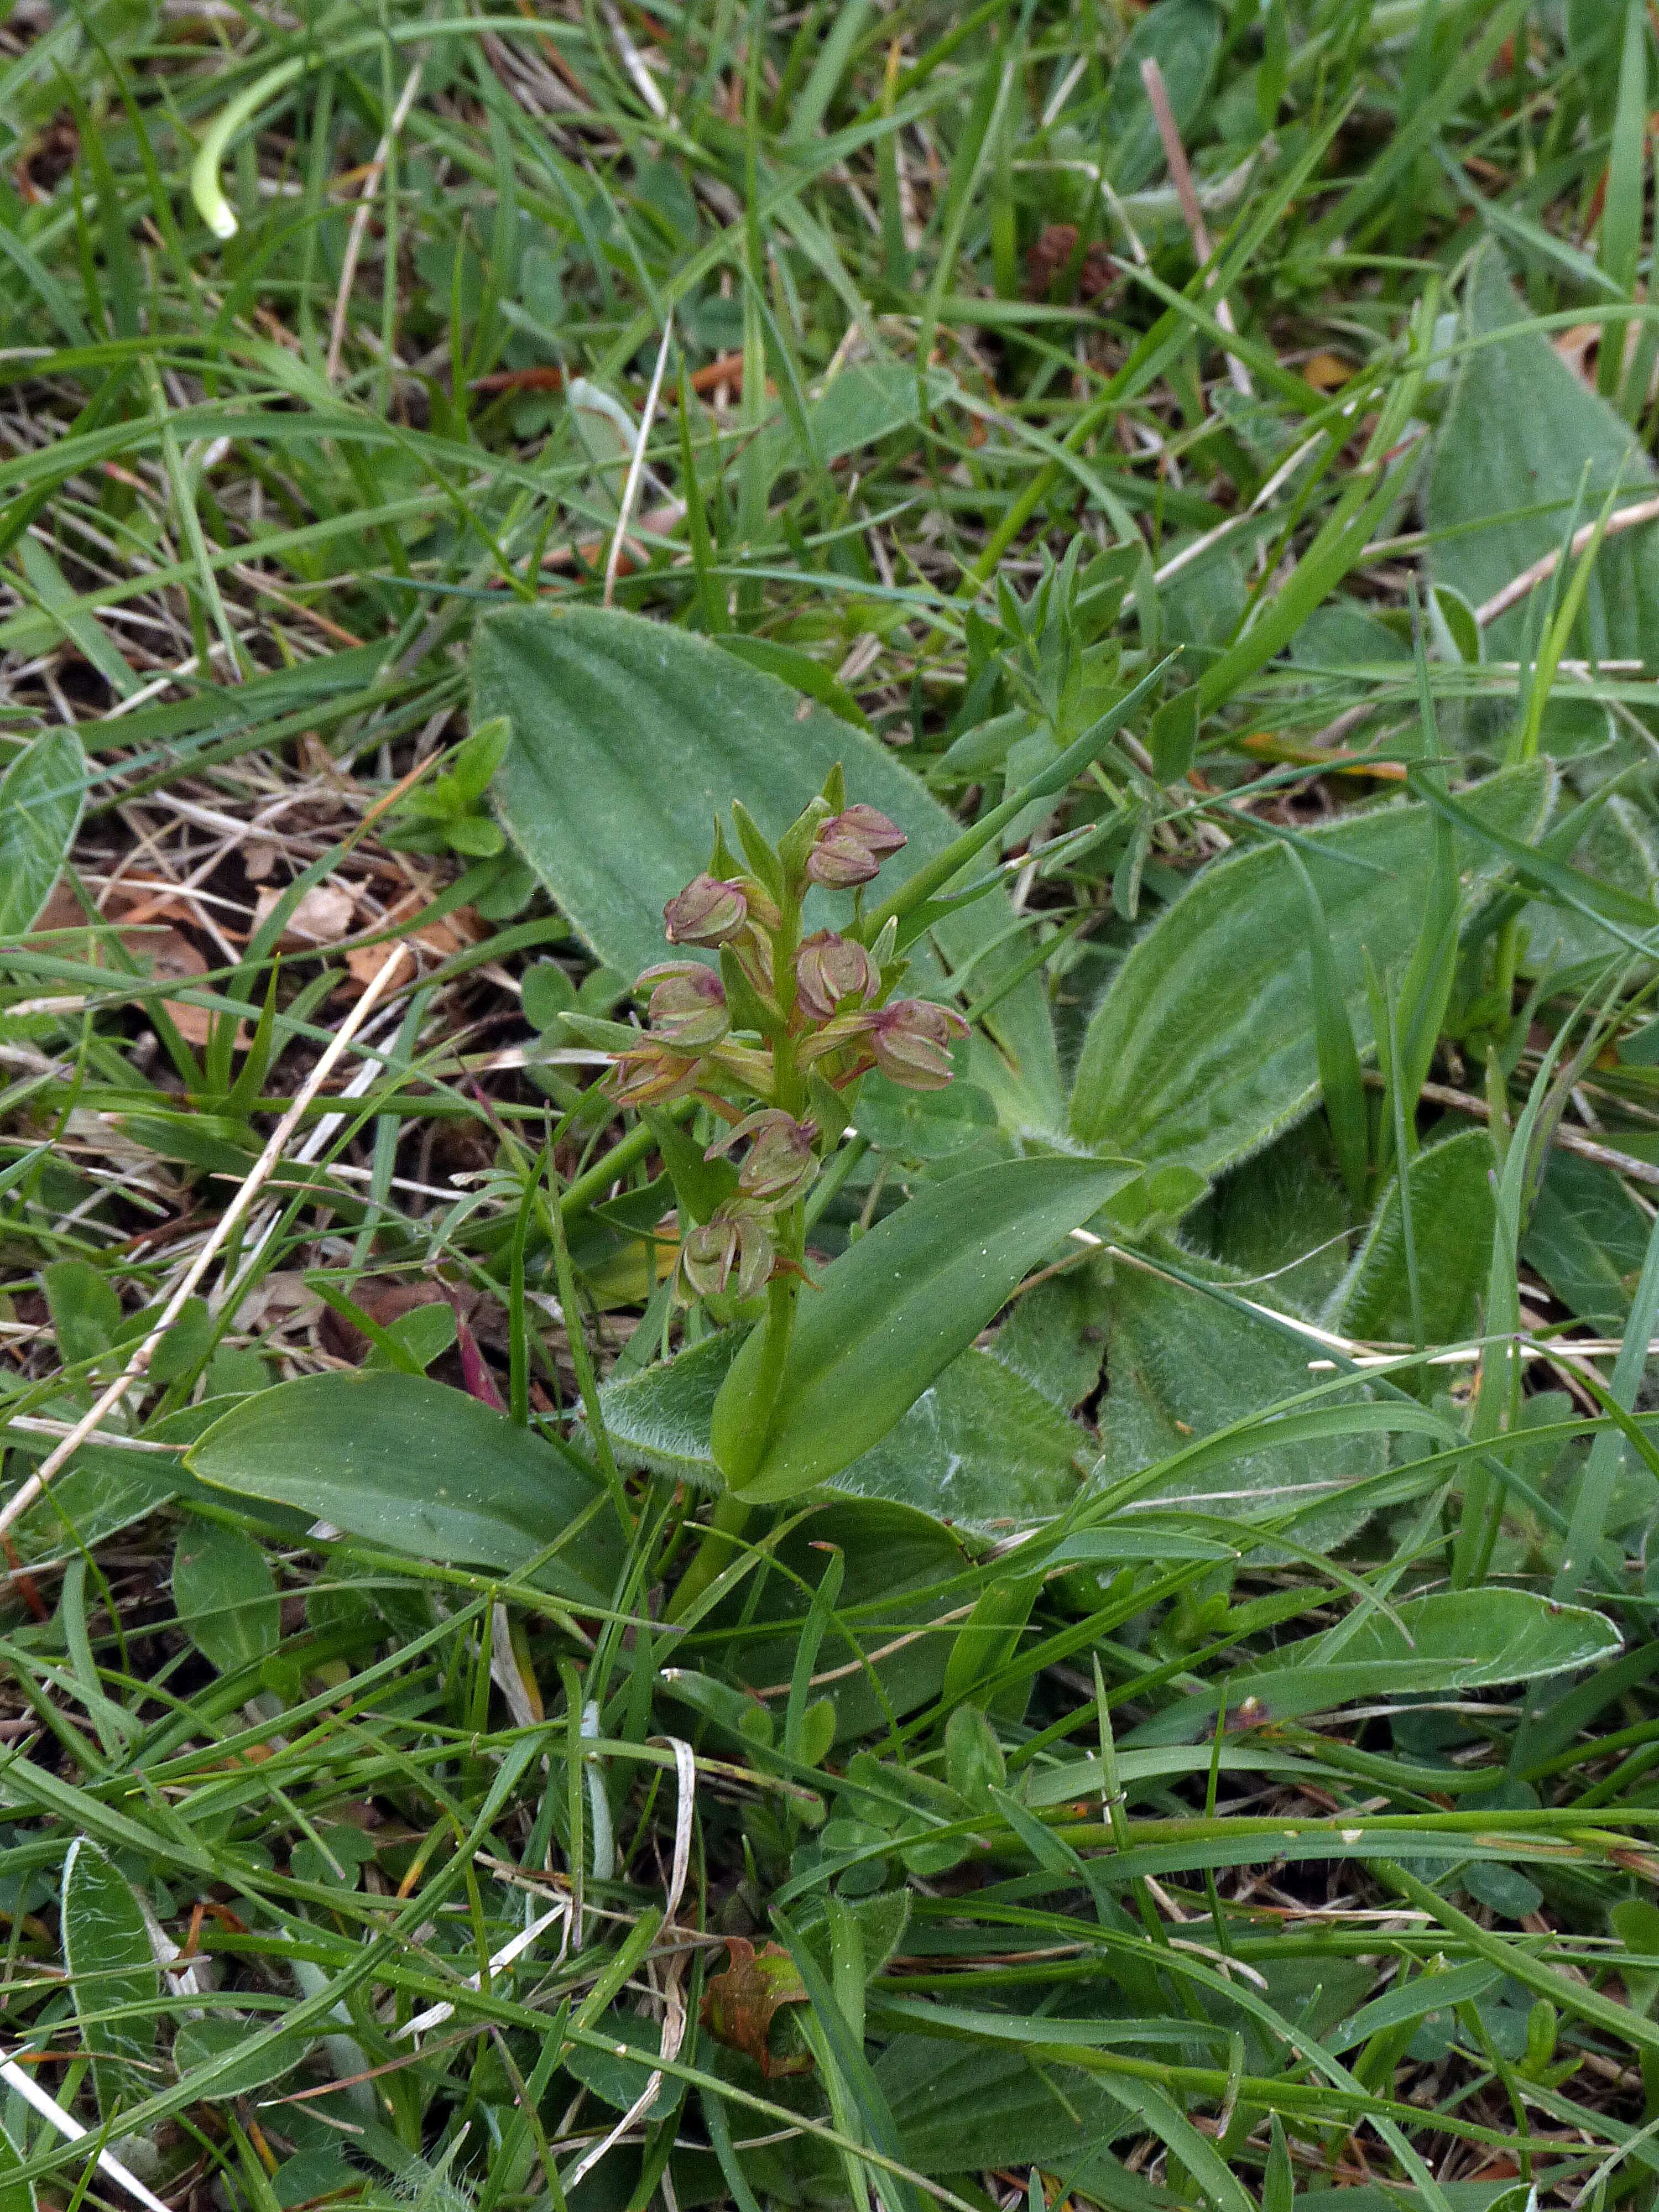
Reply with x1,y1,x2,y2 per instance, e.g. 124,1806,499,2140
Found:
1523,1149,1652,1332
1070,763,1552,1178
1430,245,1659,665
4,1394,251,1573
1092,1256,1385,1546
61,1839,160,2119
1520,797,1659,979
873,2035,1139,2180
174,2018,315,2100
187,1373,623,1605
172,1520,280,1676
0,2120,32,2212
712,1157,1135,1503
604,1325,1083,1528
479,606,1061,1122
1103,0,1223,192
1333,1127,1496,1347
1129,1589,1621,1743
0,728,86,938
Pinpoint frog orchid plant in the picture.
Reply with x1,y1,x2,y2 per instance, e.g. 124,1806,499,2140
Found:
580,663,1170,1613
606,772,967,1325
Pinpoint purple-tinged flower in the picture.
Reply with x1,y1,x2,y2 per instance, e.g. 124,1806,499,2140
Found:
806,806,907,889
608,1039,703,1107
676,1203,775,1304
664,874,749,946
794,931,878,1021
867,998,968,1091
638,961,729,1049
709,1109,818,1209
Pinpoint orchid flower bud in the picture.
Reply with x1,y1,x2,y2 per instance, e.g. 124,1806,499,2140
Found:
805,805,907,889
664,874,749,946
866,998,969,1091
794,931,878,1021
638,961,729,1049
608,1039,703,1106
676,1203,775,1305
709,1109,818,1209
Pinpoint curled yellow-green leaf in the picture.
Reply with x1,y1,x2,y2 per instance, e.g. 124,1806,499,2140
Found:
189,18,539,246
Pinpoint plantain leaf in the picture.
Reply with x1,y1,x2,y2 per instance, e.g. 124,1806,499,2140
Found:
711,1156,1135,1502
1333,1127,1496,1348
0,728,86,938
1523,1149,1652,1331
479,606,1060,1121
602,1333,1082,1528
1092,1254,1385,1544
61,1839,160,2119
1069,763,1552,1177
173,1520,280,1676
1128,1589,1621,1742
1430,245,1659,666
1103,0,1223,192
187,1372,623,1605
174,2018,316,2101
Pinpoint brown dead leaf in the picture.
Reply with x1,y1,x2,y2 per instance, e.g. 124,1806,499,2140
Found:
700,1939,812,2077
414,905,486,957
341,940,415,997
1553,321,1659,404
253,881,357,946
1302,351,1353,390
334,902,484,1000
130,926,212,1045
318,1276,481,1363
27,882,84,936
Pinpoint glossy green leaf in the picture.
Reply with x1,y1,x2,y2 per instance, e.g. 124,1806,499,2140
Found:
873,2036,1139,2180
566,2010,682,2119
479,605,1060,1119
172,1519,280,1676
1129,1589,1621,1742
601,1334,1082,1529
187,1372,622,1605
61,1839,160,2119
0,728,86,939
712,1156,1134,1501
1334,1128,1496,1347
4,1394,258,1572
1070,763,1552,1177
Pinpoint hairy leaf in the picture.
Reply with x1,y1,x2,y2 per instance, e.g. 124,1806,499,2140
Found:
0,728,86,938
1070,764,1552,1176
602,1334,1081,1528
61,1839,159,2119
480,606,1061,1120
1333,1127,1496,1347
